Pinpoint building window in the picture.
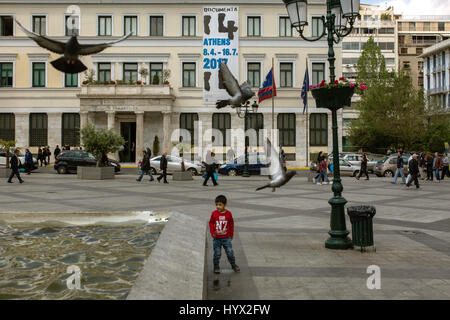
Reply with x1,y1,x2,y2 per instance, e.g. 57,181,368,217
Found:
0,113,14,141
311,17,324,37
212,113,231,147
182,62,196,87
98,63,111,83
124,15,137,36
29,113,48,147
247,62,261,88
438,22,445,31
247,16,261,37
310,113,328,146
416,48,423,55
32,16,46,35
65,15,79,36
0,16,13,36
62,113,80,146
65,73,78,87
280,63,293,88
150,16,163,36
400,48,408,54
123,63,138,83
312,63,325,85
0,62,13,87
343,42,360,50
182,16,196,37
179,113,199,156
278,113,296,160
32,62,45,87
379,27,394,34
427,57,430,71
409,22,415,31
98,16,112,36
279,17,292,37
423,22,430,31
245,113,264,146
398,22,403,32
150,62,163,84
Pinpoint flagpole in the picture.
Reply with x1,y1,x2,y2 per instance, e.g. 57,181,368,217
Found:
305,57,309,168
271,57,275,142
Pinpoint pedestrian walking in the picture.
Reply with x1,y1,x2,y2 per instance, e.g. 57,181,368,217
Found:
203,151,218,186
7,149,24,184
45,146,51,164
433,152,442,182
313,151,324,184
425,153,434,181
317,157,330,185
136,150,154,182
25,148,33,175
405,154,414,185
356,152,369,180
406,154,420,189
418,152,425,180
37,146,44,167
441,152,449,180
54,145,61,159
392,151,406,184
209,195,240,274
226,147,236,163
157,152,168,183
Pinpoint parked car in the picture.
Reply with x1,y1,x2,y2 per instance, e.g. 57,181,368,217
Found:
218,153,267,176
312,158,360,177
0,149,38,170
338,153,378,173
54,150,121,174
149,155,203,176
374,155,408,177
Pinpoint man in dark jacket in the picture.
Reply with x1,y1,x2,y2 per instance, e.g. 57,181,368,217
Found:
418,152,425,180
406,154,419,189
392,151,406,184
157,152,168,183
25,149,33,175
37,147,44,167
7,149,24,184
54,145,61,159
137,150,154,182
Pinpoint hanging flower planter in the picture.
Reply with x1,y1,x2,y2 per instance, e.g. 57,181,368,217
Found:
310,78,367,110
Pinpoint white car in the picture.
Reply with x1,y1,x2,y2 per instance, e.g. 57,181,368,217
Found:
339,153,378,173
148,155,204,176
0,149,38,170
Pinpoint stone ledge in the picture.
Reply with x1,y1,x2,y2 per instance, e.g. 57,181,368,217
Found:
127,212,207,300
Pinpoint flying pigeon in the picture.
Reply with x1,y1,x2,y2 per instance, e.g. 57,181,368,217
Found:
256,138,296,192
15,19,132,74
216,62,255,109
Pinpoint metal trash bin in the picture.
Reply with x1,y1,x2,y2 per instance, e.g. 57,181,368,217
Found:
347,205,376,252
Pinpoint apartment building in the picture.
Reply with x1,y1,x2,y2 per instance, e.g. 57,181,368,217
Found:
421,38,450,110
0,0,344,167
397,15,450,89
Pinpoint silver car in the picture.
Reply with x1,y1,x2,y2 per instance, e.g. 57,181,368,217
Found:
0,149,38,169
340,153,377,173
311,158,360,177
149,155,203,176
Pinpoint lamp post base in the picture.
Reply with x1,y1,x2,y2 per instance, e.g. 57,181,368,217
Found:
325,194,353,250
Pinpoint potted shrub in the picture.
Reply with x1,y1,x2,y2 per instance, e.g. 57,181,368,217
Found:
0,139,15,178
163,69,171,85
79,123,125,180
172,142,193,181
310,77,367,110
82,69,96,85
136,80,142,85
139,67,149,85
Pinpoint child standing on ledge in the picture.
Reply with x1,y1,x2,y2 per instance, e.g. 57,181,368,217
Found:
209,195,240,274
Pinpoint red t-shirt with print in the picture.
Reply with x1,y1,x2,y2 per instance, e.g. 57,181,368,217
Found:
209,210,234,239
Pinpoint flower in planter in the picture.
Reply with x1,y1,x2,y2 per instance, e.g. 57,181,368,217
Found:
310,77,367,93
136,80,142,85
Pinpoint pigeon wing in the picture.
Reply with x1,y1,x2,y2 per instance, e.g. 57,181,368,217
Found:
15,19,65,54
219,62,241,97
78,32,133,56
266,138,284,181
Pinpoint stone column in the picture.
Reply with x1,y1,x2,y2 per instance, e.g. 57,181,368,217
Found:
162,111,171,154
88,112,96,126
80,111,88,130
48,112,62,148
106,111,115,131
15,113,30,149
135,111,144,162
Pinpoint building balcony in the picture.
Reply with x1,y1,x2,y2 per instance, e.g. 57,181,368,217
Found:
79,84,174,97
428,87,449,95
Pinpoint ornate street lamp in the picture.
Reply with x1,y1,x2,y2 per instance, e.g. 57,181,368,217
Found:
236,100,259,177
283,0,360,250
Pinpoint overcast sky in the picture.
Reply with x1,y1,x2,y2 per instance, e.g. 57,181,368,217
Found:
362,0,450,15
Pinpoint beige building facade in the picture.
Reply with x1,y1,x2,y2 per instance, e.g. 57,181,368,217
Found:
0,0,344,166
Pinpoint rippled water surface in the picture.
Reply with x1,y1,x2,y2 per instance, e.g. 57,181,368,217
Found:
0,222,165,300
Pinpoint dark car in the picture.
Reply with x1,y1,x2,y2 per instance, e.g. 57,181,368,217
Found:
218,153,267,176
54,150,121,174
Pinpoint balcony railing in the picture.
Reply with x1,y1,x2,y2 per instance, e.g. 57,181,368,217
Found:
79,84,173,97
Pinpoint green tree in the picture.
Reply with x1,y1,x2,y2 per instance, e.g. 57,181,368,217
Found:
356,36,389,87
348,71,427,151
81,123,125,167
153,135,160,156
0,139,16,169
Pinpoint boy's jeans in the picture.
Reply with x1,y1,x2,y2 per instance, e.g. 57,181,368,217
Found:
213,237,236,266
393,168,406,184
137,169,153,181
434,168,440,181
318,172,329,183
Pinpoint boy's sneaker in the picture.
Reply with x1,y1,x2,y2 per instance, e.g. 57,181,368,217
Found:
232,264,240,273
312,177,316,183
214,265,220,274
316,182,322,185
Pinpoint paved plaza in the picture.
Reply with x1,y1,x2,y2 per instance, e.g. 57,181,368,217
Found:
1,170,449,300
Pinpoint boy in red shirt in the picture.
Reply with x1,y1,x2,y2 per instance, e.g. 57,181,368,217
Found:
209,195,240,274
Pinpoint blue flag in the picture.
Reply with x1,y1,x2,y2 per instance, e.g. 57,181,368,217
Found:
301,67,309,114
